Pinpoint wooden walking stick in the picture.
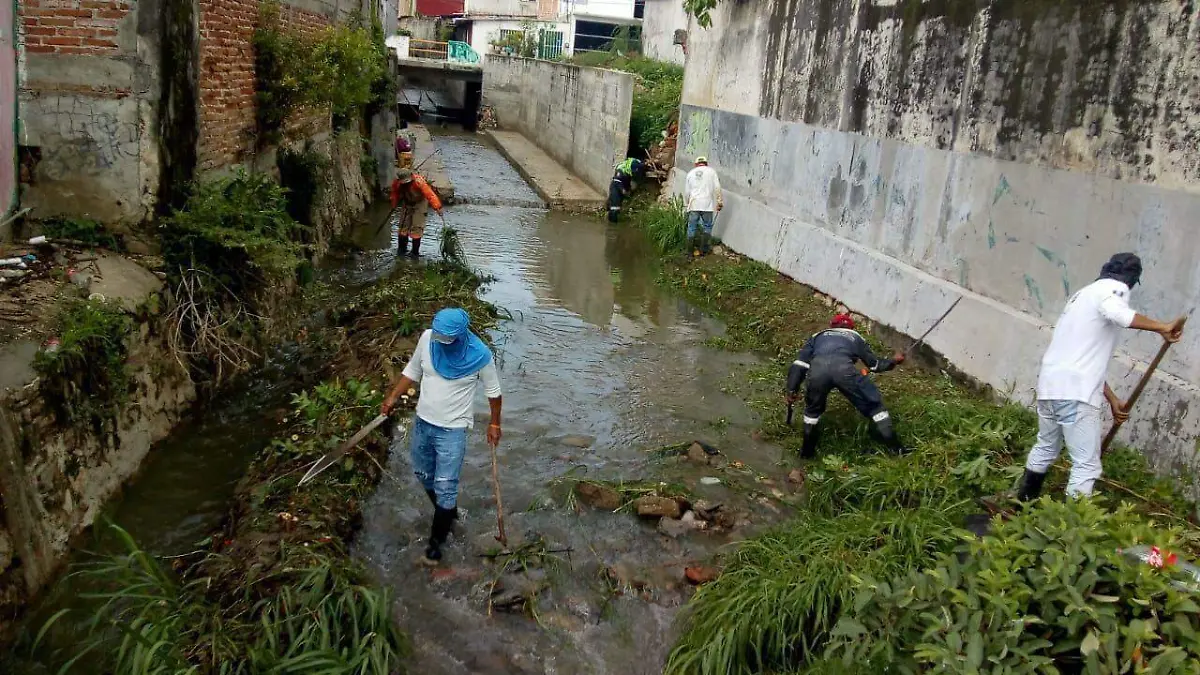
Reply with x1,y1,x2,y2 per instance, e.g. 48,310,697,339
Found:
1102,316,1187,454
488,438,508,548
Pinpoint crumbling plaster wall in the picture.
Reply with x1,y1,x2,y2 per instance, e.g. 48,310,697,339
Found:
672,0,1200,482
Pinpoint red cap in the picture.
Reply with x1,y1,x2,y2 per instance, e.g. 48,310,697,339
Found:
831,313,855,330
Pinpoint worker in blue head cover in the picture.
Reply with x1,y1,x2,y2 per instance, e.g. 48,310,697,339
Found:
382,307,503,565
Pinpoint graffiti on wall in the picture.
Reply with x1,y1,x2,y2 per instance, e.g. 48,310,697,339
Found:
35,96,140,181
0,0,16,217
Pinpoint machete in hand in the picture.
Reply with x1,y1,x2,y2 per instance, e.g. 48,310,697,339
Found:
299,414,391,487
905,297,962,357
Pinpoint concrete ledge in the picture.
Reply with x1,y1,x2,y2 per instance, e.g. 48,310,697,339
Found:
407,124,455,204
671,167,1200,490
484,130,602,212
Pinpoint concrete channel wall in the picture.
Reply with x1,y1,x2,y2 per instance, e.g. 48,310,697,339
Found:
673,0,1200,485
483,55,633,195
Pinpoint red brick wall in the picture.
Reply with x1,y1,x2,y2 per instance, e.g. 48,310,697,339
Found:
22,0,132,56
196,1,333,172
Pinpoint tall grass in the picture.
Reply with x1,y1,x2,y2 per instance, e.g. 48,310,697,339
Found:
629,196,687,254
664,508,962,675
38,524,407,675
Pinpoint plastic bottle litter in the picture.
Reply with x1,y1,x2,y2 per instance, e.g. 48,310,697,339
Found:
43,338,61,355
0,269,27,279
0,257,22,267
27,235,48,245
699,477,722,486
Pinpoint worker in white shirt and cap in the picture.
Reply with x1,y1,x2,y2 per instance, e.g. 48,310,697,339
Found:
683,156,723,257
1017,253,1183,501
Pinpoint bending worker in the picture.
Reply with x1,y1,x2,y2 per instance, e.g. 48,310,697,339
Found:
381,308,503,565
607,157,644,223
390,168,443,257
1017,253,1183,502
786,312,907,458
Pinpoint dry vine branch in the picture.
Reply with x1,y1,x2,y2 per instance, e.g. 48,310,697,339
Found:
165,268,264,384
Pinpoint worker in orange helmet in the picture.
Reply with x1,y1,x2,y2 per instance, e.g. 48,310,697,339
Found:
390,168,444,258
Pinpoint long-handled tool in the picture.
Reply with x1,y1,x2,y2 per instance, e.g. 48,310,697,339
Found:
488,438,508,548
299,414,392,487
1101,316,1187,454
905,296,962,357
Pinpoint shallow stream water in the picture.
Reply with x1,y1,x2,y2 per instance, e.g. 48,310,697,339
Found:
352,131,787,674
11,129,791,674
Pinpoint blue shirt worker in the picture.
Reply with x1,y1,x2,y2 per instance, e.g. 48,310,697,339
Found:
382,308,503,565
786,313,907,458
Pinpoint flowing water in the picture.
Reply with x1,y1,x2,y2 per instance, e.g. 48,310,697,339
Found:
11,130,792,673
352,131,788,674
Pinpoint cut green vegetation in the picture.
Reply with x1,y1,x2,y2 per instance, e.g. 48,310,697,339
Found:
34,299,133,428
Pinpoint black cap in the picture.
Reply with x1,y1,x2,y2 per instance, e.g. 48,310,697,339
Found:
1099,252,1143,288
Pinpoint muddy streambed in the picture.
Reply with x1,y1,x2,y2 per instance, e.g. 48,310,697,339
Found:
10,131,796,674
353,132,792,674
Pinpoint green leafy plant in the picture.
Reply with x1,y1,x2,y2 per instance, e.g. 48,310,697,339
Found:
664,508,961,675
161,171,307,382
278,145,330,227
34,299,133,428
684,0,719,28
40,217,121,249
827,499,1199,673
570,53,683,152
254,2,390,140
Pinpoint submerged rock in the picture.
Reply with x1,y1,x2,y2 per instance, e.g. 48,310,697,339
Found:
787,468,806,485
685,442,709,464
635,495,681,519
658,517,691,538
558,435,596,448
685,566,721,585
575,482,623,511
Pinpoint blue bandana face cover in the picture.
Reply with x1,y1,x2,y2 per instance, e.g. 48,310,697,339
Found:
429,308,492,380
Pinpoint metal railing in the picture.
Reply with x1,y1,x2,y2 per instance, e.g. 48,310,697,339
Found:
406,38,481,64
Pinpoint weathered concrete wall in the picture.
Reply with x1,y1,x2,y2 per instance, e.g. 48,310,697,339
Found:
484,54,632,194
18,0,162,231
674,0,1200,484
642,0,688,65
0,260,196,634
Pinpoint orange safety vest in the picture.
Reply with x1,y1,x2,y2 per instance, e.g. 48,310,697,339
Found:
390,174,442,211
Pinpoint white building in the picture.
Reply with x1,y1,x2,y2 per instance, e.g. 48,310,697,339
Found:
419,0,642,61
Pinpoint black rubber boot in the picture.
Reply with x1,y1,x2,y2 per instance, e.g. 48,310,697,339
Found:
425,489,437,507
873,418,910,455
800,422,821,459
409,237,422,257
397,235,409,255
700,232,712,255
423,506,456,563
1016,469,1048,503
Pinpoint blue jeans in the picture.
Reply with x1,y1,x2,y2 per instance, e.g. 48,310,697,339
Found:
410,417,469,509
686,211,715,238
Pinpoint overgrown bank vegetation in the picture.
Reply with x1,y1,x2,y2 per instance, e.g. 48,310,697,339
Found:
620,201,1200,674
570,53,683,154
33,258,499,673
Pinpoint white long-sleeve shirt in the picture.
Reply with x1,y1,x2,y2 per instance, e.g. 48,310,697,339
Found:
1036,278,1137,407
684,165,722,213
402,330,502,429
